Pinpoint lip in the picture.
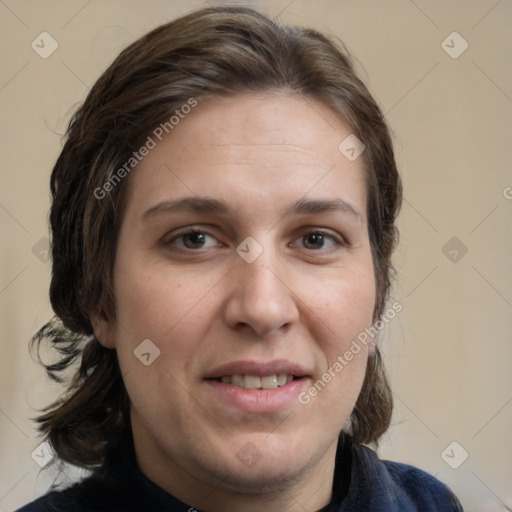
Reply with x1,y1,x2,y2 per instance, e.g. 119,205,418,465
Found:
206,378,308,413
204,359,311,413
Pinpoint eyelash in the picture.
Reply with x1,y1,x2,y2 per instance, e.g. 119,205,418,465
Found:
166,227,346,253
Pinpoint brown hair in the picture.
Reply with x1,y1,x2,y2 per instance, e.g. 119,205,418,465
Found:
33,5,401,469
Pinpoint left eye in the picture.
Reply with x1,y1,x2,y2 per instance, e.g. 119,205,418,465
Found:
291,231,339,250
171,231,221,250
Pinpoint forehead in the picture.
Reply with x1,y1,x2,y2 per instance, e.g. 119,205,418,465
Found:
123,93,367,222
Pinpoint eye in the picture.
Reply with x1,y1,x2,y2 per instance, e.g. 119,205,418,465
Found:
291,230,340,250
169,230,221,250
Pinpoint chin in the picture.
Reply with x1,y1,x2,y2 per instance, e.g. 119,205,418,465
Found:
197,438,324,495
212,459,307,495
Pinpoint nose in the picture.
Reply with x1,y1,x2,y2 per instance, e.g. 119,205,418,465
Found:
222,249,300,338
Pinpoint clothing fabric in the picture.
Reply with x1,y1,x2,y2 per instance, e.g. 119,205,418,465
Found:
17,436,463,512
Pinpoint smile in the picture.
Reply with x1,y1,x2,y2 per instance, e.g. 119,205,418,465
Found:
217,374,294,390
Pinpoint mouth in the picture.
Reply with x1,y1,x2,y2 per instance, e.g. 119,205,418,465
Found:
204,360,310,413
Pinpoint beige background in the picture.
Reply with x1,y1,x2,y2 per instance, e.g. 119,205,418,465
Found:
1,0,511,510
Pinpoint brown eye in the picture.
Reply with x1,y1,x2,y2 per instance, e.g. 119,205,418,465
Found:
171,230,220,250
182,232,207,249
291,230,339,250
303,233,326,249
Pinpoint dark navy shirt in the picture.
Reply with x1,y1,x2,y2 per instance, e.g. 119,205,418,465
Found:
17,436,463,511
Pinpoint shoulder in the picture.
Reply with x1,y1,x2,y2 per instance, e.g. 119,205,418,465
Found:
345,443,463,511
382,458,463,510
14,438,189,512
14,475,111,512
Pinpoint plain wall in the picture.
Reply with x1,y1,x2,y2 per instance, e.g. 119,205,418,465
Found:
1,0,511,510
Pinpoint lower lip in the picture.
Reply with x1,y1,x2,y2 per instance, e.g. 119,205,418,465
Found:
205,378,308,413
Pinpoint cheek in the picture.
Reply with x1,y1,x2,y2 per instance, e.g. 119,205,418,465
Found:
109,263,204,410
299,266,375,423
110,257,228,405
112,255,220,339
306,262,376,351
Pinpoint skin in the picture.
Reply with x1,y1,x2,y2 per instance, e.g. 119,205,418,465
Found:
93,93,376,512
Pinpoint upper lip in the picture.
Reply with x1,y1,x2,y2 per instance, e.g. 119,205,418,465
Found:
205,359,310,380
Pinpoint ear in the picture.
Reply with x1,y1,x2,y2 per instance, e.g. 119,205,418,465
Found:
91,310,115,349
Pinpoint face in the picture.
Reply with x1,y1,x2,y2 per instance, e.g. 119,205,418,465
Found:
96,93,376,504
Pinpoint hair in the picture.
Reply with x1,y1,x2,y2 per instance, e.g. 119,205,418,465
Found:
32,5,402,469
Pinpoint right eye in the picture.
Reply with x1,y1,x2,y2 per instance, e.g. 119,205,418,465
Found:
168,229,222,250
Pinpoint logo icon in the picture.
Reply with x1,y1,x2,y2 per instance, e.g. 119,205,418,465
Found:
236,442,262,468
441,441,469,469
31,441,55,468
32,237,50,263
236,236,263,264
441,32,468,59
134,339,161,366
442,237,468,263
31,32,59,59
338,134,365,161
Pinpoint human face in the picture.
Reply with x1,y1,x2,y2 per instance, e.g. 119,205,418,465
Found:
100,93,375,509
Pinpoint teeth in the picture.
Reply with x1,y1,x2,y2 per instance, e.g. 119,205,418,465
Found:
218,373,293,390
244,375,261,389
276,374,288,386
260,375,278,389
231,374,245,387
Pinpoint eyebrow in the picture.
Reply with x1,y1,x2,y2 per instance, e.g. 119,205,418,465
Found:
142,196,362,221
142,197,229,218
288,197,362,220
